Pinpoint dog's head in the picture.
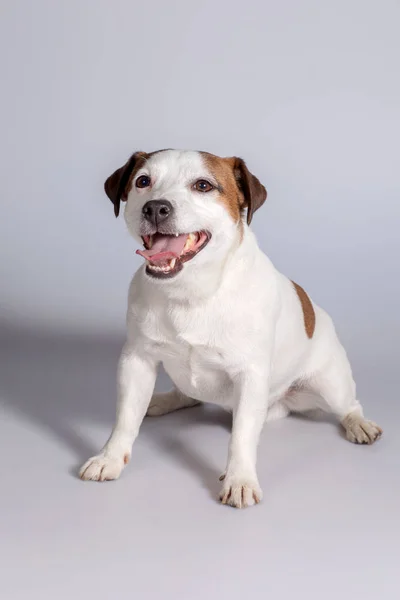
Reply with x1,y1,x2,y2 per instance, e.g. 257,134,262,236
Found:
104,150,266,280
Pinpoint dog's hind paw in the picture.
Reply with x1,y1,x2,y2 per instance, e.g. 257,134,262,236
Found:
342,413,383,445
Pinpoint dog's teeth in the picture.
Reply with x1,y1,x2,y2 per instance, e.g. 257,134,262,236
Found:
148,263,162,271
175,233,179,237
183,233,196,253
147,260,176,274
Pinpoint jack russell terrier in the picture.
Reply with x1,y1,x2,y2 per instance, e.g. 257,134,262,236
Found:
80,149,382,508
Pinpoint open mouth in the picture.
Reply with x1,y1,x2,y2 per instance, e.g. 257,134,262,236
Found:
136,231,211,278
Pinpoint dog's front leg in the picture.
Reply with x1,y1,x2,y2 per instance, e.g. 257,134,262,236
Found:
80,344,157,481
219,368,269,508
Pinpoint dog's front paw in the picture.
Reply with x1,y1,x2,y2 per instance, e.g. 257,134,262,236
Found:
79,453,129,482
218,473,263,509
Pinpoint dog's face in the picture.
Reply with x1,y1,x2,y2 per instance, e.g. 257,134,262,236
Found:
104,150,266,280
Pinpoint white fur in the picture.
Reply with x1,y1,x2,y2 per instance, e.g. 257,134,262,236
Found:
80,150,382,507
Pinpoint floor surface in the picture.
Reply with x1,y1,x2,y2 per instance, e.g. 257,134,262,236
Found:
0,326,398,600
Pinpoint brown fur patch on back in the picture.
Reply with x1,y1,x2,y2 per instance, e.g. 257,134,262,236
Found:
292,281,316,338
201,153,243,223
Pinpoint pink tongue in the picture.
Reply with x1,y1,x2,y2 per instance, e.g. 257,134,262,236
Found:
136,233,188,263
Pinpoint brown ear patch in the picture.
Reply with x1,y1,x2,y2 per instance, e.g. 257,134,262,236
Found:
104,149,174,217
104,151,148,217
200,153,267,226
201,153,242,223
292,281,316,338
233,158,267,225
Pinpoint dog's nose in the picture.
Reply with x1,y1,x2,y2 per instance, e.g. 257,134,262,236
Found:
142,200,173,226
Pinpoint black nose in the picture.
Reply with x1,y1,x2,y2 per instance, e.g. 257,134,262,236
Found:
142,200,173,226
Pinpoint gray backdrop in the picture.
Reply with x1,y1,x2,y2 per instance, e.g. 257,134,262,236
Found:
1,0,399,337
1,2,399,599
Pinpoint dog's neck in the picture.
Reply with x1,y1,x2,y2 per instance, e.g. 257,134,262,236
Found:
145,225,259,304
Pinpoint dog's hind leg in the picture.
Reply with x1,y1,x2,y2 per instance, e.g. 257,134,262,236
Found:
266,400,290,422
307,346,382,445
146,388,200,417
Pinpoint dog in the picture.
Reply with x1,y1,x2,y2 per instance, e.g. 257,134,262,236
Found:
80,149,382,508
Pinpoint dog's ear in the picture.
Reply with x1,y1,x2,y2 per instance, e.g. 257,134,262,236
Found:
104,151,147,217
233,158,267,225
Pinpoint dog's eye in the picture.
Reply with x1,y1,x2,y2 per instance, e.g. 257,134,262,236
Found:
136,175,151,189
193,179,214,193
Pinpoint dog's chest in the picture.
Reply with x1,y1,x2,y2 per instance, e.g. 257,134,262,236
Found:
140,304,233,403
